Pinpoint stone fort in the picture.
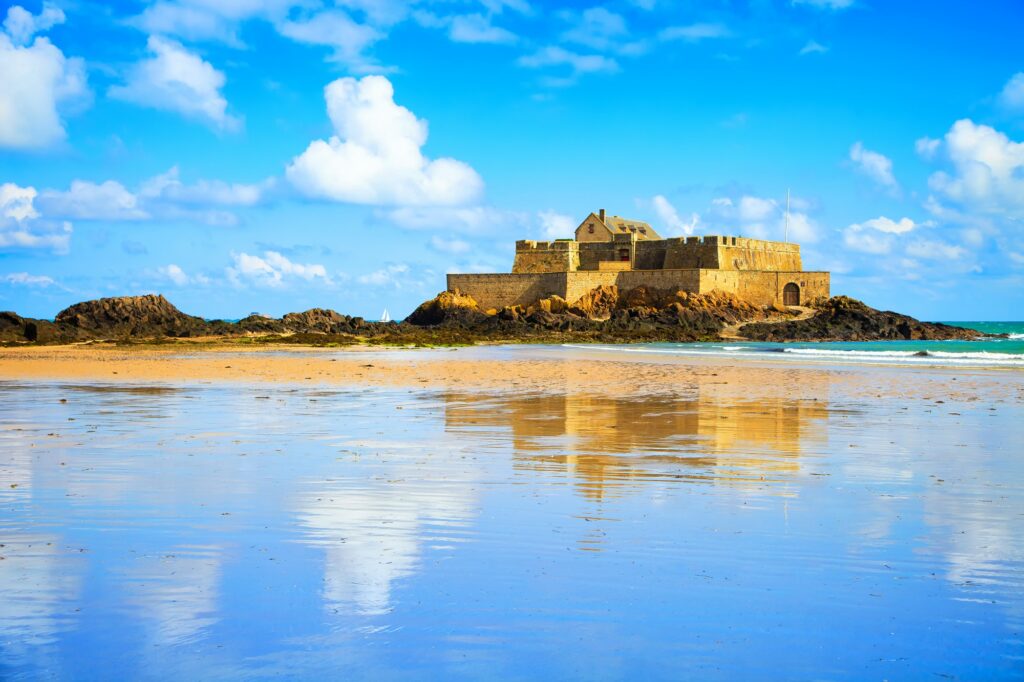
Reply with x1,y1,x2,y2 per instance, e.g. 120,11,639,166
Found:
447,209,830,311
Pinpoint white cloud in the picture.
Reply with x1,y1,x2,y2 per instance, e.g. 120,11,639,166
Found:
2,272,55,287
849,141,899,191
37,167,271,225
658,23,731,42
448,14,517,44
842,216,916,255
138,166,268,207
996,72,1024,114
0,183,71,253
537,210,575,239
517,46,619,84
843,228,892,255
276,10,383,67
131,0,300,44
915,136,940,160
158,264,189,286
429,235,471,254
799,40,828,55
287,76,483,206
651,195,698,236
358,263,409,286
926,119,1024,219
3,3,64,45
792,0,854,9
39,180,147,220
385,205,522,234
906,239,966,261
708,193,818,243
109,36,239,131
857,216,917,234
0,7,88,149
561,8,627,50
227,251,331,287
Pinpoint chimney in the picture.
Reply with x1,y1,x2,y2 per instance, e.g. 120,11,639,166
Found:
599,208,606,222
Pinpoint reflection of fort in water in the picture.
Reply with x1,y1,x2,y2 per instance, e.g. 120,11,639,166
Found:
444,379,831,501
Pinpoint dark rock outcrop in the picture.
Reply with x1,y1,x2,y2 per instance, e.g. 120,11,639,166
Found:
738,296,982,342
0,290,986,346
55,294,210,338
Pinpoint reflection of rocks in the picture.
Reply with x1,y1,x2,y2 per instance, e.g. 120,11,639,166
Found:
296,450,478,616
444,383,830,501
0,534,82,650
122,546,222,647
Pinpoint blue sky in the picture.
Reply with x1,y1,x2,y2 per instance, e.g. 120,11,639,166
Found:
1,0,1022,320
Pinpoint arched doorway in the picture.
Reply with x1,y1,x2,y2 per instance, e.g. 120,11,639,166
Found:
783,282,800,306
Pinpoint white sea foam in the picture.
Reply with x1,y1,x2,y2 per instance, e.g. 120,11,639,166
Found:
1009,333,1024,340
563,343,1024,367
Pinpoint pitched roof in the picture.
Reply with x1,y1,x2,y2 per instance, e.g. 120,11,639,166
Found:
602,215,661,240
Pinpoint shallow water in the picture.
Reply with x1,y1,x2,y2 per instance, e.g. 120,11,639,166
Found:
1,373,1023,680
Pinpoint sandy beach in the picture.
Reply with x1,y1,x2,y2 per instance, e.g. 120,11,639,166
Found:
2,343,1022,404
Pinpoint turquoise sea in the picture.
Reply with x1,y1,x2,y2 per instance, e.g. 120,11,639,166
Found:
570,321,1024,368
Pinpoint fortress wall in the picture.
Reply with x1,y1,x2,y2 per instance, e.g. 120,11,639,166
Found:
633,240,668,270
732,271,830,306
698,269,741,295
512,240,579,273
663,237,722,269
577,242,623,270
718,239,802,271
447,273,567,310
616,269,701,294
563,272,621,304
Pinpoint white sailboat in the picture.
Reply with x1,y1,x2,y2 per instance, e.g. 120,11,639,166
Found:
380,308,391,323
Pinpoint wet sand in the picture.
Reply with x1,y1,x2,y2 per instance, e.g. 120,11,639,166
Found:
1,344,1021,405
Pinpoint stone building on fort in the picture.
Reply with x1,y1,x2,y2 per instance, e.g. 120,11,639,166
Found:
447,209,830,311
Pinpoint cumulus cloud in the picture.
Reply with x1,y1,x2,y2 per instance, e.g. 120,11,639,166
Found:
39,180,147,220
537,210,575,239
3,2,64,45
1,271,55,287
651,195,698,236
358,263,409,286
131,0,300,44
109,36,239,131
915,136,940,160
709,194,818,243
996,72,1024,114
842,216,917,255
561,8,628,50
0,183,72,253
227,251,331,287
0,5,88,149
658,23,731,42
926,119,1024,219
287,76,483,206
276,10,383,67
849,141,899,191
158,263,189,286
38,167,271,225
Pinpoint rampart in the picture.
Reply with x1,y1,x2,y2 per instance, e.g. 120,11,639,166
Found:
512,235,803,274
448,269,830,310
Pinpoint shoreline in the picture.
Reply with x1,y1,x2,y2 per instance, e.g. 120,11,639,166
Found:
2,343,1021,405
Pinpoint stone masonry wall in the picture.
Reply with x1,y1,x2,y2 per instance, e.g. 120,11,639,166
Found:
447,273,568,310
512,241,580,274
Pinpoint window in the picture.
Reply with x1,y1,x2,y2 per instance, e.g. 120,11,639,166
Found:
587,224,595,234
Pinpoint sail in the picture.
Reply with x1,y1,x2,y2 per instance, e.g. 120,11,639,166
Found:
381,308,391,323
